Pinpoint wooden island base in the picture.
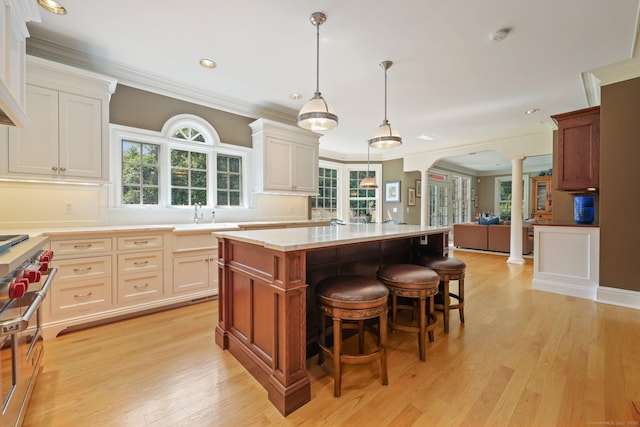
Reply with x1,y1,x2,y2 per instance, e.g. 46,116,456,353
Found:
214,225,449,415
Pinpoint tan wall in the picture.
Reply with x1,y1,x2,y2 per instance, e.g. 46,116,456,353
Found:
477,176,496,215
403,170,421,224
599,77,640,292
110,85,253,147
382,158,405,222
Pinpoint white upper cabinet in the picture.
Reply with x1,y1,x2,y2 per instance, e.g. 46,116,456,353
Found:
3,56,117,182
250,118,320,195
0,0,40,127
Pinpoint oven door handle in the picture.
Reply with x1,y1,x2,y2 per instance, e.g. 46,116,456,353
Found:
0,268,57,335
22,267,57,325
36,267,57,298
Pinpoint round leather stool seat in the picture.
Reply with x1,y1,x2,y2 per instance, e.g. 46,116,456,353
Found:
420,255,466,333
315,275,389,397
376,264,440,361
316,275,389,308
420,255,466,274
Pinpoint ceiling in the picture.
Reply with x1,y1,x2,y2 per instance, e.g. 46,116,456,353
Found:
27,0,640,171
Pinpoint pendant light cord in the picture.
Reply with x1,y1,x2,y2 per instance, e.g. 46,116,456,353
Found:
315,21,320,95
384,65,388,122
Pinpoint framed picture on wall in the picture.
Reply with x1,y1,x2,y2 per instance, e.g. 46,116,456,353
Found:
384,180,401,203
408,187,416,206
415,179,422,197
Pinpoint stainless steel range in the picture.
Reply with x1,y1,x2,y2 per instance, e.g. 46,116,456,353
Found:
0,235,56,427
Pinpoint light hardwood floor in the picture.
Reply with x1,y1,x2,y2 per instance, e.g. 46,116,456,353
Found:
24,249,640,426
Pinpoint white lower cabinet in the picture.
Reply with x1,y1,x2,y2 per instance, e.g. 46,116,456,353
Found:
48,237,114,338
173,253,217,294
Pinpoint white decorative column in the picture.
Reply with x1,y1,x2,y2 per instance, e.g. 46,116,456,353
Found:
508,157,525,264
420,169,429,227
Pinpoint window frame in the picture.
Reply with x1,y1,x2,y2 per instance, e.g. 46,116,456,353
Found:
494,175,530,220
110,115,252,210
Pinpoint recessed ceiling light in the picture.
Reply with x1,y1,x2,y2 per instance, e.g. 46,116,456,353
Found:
37,0,67,15
290,93,303,100
490,28,509,42
199,59,217,69
526,108,540,115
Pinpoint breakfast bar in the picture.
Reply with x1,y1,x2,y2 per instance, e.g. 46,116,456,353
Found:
213,223,450,415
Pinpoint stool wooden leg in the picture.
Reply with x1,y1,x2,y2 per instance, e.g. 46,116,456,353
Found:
333,317,342,397
459,278,465,324
379,309,389,386
418,297,426,362
427,295,435,343
443,280,450,334
318,311,326,365
358,320,365,354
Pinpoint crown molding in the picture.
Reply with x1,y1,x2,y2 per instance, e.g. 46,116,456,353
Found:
26,37,297,124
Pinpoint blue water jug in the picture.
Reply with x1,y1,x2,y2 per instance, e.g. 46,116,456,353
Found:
574,196,595,224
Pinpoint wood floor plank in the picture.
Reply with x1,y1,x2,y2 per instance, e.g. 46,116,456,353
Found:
23,249,640,426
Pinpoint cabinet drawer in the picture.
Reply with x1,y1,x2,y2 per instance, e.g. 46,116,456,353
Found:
118,271,162,304
50,278,112,316
117,251,162,275
51,238,112,257
117,235,163,251
52,256,112,282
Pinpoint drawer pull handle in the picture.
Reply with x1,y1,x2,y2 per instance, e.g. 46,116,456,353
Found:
73,244,93,249
133,240,149,245
73,267,93,273
133,261,149,266
134,283,149,289
74,292,93,298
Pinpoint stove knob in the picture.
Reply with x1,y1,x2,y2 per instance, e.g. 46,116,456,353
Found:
9,278,28,298
40,251,54,262
23,270,41,283
39,262,49,272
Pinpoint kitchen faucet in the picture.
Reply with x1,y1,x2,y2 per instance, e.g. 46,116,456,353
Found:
193,202,203,223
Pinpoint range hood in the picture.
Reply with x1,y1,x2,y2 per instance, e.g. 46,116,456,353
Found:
0,82,29,127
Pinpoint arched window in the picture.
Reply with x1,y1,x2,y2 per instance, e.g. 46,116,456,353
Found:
113,114,249,209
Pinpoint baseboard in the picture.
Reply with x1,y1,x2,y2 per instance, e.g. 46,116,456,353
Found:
532,279,598,300
532,280,640,310
597,286,640,310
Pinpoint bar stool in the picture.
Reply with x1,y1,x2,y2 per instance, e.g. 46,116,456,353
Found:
376,264,440,361
420,255,466,333
315,275,389,397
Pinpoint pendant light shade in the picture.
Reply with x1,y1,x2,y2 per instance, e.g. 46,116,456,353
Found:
297,12,339,131
359,144,378,188
369,60,402,148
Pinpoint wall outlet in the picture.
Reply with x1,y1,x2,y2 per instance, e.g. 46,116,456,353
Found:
392,207,397,212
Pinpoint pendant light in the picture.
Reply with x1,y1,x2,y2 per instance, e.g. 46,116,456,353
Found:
296,12,339,131
368,60,402,148
359,143,378,188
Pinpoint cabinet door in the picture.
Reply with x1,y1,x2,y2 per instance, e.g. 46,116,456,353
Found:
58,92,103,179
292,143,318,193
8,85,59,175
556,108,599,191
264,137,293,191
173,253,216,293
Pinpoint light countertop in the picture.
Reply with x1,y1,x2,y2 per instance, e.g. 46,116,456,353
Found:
213,223,450,252
0,220,329,238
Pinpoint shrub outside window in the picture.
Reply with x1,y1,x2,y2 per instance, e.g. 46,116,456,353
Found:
121,140,160,205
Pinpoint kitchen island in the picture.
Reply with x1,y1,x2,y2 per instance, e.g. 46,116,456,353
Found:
213,223,450,415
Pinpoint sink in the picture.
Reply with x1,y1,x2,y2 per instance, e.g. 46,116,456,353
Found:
173,223,240,231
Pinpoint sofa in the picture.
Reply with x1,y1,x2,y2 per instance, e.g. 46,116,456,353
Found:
453,222,533,254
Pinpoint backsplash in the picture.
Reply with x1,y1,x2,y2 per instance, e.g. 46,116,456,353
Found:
0,181,309,230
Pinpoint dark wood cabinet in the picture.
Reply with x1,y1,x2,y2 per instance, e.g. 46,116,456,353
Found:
552,106,600,191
